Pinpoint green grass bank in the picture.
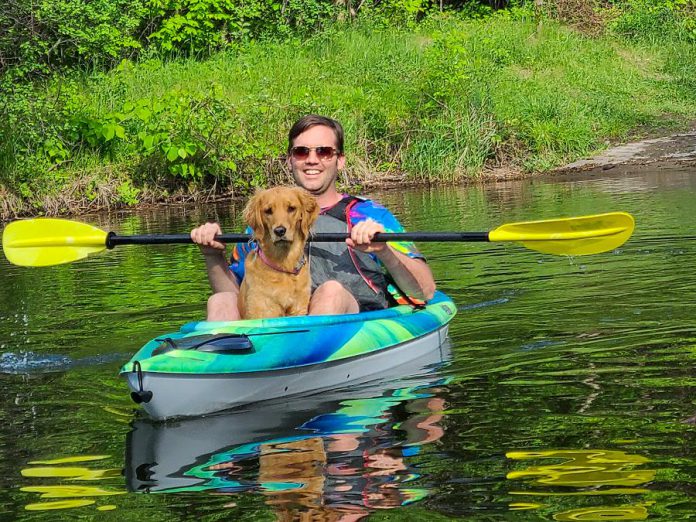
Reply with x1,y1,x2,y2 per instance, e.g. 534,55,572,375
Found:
2,10,696,219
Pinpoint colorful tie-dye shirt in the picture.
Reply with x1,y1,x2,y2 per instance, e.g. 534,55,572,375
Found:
229,196,424,284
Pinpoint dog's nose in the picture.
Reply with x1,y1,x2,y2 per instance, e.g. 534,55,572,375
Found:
273,226,286,237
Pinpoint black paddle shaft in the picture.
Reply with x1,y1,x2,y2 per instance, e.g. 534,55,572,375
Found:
105,232,491,248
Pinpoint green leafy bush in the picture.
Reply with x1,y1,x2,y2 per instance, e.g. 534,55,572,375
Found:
147,0,268,52
0,81,83,193
147,0,343,53
608,0,694,40
68,86,279,187
0,0,148,81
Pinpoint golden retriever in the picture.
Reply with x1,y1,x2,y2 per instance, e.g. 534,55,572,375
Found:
239,186,319,319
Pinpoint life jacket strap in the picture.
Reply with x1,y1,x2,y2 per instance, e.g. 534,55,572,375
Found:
324,196,426,310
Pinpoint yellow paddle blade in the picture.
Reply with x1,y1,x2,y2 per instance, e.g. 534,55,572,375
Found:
488,212,635,256
2,219,108,267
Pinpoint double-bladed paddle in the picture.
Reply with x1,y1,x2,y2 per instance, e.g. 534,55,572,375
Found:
2,212,635,267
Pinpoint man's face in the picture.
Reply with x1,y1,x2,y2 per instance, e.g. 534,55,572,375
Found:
288,125,345,197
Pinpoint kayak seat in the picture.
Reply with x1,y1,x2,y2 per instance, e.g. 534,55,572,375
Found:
152,334,254,356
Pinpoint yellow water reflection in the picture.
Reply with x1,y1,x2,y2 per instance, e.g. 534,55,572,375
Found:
510,501,545,510
25,499,95,511
506,449,655,521
21,466,122,480
21,485,125,498
29,455,111,464
506,449,654,488
554,503,650,521
21,454,124,512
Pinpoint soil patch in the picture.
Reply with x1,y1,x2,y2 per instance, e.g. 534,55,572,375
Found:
554,129,696,174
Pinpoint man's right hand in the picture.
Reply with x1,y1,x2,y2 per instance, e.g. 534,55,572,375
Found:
190,222,227,256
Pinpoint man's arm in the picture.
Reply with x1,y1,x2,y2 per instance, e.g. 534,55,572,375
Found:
375,247,435,301
202,250,240,294
347,218,436,301
191,222,240,294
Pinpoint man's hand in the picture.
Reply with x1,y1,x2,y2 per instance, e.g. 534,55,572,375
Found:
190,222,227,256
346,218,387,254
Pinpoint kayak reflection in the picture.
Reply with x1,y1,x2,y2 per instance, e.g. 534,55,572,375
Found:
125,342,451,519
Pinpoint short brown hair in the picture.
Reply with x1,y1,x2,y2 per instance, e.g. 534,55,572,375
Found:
287,115,344,154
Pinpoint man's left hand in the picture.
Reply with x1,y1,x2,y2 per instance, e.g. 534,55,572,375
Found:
346,218,387,254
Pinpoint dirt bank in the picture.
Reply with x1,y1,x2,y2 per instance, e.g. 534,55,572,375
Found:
362,128,696,189
555,129,696,174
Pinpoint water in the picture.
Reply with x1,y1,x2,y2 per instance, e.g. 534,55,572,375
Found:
1,165,695,520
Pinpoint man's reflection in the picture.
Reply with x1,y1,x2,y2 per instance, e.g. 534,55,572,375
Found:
206,391,447,521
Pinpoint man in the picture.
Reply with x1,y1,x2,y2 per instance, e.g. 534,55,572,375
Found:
191,115,436,320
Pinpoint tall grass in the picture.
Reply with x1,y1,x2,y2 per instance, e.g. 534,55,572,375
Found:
2,12,696,217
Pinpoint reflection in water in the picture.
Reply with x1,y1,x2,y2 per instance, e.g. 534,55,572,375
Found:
126,370,450,520
507,449,654,488
20,455,124,512
553,503,650,521
507,449,655,521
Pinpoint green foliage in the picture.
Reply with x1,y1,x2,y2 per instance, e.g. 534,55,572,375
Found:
145,0,346,54
418,14,696,171
362,0,429,28
421,29,473,106
280,0,343,34
400,109,501,181
0,0,500,82
68,86,276,187
608,0,696,42
127,92,211,181
147,0,270,53
3,3,696,216
0,0,147,81
117,178,141,204
0,81,84,199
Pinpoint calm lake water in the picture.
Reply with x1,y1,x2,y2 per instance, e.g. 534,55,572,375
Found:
1,165,695,521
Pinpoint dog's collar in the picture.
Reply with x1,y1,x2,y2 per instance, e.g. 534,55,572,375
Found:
256,248,306,275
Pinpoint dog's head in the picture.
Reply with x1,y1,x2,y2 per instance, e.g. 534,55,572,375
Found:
243,186,319,245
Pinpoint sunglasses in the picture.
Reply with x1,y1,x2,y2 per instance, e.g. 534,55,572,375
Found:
290,146,339,161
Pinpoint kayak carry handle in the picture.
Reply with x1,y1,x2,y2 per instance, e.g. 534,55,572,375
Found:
130,361,153,404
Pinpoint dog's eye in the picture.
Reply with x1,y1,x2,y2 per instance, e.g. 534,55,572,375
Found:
287,206,296,213
264,207,273,215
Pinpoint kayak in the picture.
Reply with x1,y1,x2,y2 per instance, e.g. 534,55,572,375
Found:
120,290,456,420
121,291,455,420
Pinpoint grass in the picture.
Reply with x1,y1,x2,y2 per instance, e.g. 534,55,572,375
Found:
2,11,696,218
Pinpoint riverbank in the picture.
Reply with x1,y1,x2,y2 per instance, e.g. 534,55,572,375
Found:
362,125,696,187
557,128,696,172
2,12,696,221
5,126,694,220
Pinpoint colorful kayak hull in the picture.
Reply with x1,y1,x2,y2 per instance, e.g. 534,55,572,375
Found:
120,291,456,420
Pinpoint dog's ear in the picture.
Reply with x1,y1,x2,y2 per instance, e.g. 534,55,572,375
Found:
243,191,266,239
298,190,319,238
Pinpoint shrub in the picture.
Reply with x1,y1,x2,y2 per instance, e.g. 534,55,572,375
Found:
0,0,148,81
607,0,696,42
147,0,344,53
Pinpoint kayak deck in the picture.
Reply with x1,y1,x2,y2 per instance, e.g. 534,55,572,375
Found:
120,291,456,375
